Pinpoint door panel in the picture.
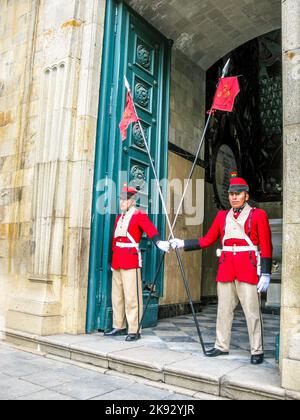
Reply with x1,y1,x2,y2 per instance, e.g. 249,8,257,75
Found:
124,14,165,290
87,0,171,333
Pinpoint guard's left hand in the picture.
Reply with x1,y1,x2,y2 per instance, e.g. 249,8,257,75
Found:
257,274,271,293
157,241,170,253
170,238,185,250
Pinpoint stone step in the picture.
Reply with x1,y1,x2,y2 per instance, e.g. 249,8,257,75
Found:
3,329,299,400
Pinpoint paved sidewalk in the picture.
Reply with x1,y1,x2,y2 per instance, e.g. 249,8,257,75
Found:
2,305,294,400
0,342,211,400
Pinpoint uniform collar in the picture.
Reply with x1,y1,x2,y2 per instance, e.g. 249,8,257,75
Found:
232,203,247,214
122,205,136,217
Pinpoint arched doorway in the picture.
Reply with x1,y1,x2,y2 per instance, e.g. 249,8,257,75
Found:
206,30,283,207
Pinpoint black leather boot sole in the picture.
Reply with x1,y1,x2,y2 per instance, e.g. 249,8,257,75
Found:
104,329,127,337
205,348,229,357
126,333,141,342
251,354,264,365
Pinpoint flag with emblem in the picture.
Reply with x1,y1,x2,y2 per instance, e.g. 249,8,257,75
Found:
119,87,139,141
212,76,240,112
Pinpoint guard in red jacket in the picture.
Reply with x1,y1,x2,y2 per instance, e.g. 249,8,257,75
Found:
171,173,273,365
104,185,170,342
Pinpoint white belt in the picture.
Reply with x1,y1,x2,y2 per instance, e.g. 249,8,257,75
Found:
222,246,258,253
116,241,142,268
116,242,139,249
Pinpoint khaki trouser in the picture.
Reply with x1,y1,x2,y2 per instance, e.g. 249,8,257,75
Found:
112,269,143,334
215,281,263,355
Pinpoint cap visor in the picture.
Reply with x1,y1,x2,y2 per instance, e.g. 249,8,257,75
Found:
228,186,249,193
120,193,137,200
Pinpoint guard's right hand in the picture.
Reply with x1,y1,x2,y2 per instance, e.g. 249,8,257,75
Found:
157,241,171,253
170,239,185,250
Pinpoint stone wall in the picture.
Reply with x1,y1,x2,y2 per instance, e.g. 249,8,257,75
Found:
169,49,206,156
162,151,204,307
0,0,39,335
281,0,300,392
160,49,206,307
0,0,106,335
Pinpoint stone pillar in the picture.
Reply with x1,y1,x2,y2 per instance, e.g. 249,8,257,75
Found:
281,0,300,392
5,0,105,336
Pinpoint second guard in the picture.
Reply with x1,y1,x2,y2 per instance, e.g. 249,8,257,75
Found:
171,173,273,364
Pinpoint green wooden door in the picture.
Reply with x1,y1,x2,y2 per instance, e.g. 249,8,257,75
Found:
86,0,171,333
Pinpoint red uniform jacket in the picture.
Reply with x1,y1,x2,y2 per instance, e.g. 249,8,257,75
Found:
185,208,273,285
111,210,160,270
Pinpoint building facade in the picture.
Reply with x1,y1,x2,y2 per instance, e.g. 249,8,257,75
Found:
0,0,299,391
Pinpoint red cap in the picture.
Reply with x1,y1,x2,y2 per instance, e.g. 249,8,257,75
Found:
228,172,249,193
120,183,138,199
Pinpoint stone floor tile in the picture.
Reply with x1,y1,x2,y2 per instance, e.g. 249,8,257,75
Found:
0,376,44,400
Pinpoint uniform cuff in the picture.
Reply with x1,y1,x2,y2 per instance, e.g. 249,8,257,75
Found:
261,258,272,275
152,234,162,245
184,239,201,252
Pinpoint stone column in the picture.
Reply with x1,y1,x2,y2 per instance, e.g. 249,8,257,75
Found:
5,0,106,336
281,0,300,392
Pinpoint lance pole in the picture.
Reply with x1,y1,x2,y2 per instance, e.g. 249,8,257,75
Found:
138,60,231,331
170,59,230,233
124,77,208,353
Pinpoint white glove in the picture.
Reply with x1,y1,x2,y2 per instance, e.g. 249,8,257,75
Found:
157,241,170,253
257,274,271,293
170,239,185,250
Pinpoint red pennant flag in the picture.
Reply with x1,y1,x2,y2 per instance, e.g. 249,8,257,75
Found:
211,77,240,112
119,93,139,141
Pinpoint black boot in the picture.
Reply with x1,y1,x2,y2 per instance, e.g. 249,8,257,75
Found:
251,354,264,365
125,333,141,342
104,328,127,337
205,348,229,357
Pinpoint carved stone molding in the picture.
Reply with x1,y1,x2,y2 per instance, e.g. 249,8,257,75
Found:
31,61,69,278
28,276,53,285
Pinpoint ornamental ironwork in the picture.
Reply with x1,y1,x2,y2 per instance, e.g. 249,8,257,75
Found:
135,83,150,108
136,43,152,70
132,122,148,148
130,165,146,190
